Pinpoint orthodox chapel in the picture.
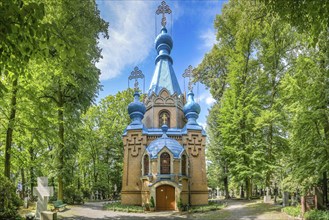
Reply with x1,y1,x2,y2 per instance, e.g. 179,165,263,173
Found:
121,1,208,210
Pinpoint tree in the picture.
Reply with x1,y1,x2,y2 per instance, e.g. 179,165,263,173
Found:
1,0,108,200
1,0,47,178
196,0,300,199
78,89,133,199
32,0,108,200
261,0,329,45
280,31,329,195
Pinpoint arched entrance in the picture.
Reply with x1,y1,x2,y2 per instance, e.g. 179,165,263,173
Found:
156,185,175,210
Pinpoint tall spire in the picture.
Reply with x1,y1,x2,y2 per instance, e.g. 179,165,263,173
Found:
148,1,182,97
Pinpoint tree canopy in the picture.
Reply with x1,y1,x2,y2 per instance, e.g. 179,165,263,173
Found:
196,0,329,201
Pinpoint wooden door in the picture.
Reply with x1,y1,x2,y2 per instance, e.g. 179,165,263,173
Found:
156,185,175,210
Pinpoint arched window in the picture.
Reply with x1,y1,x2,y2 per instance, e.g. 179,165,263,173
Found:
143,155,149,175
160,152,170,174
159,111,170,127
181,154,187,175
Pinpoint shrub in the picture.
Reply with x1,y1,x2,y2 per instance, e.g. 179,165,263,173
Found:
104,202,144,213
304,210,329,220
177,198,183,210
282,205,301,217
189,202,225,213
150,196,155,208
64,185,84,204
0,175,23,219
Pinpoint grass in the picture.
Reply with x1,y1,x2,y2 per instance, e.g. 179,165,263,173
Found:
103,202,144,213
282,205,301,217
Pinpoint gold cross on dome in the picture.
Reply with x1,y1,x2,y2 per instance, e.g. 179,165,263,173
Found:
128,66,144,91
162,113,168,125
183,65,194,91
156,1,172,27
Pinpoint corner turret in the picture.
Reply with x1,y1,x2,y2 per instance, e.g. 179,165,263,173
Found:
183,91,200,125
127,91,146,125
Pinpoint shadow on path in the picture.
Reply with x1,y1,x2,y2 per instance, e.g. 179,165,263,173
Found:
58,199,289,220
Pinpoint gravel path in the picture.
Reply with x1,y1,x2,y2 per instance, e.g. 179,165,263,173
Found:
57,200,289,220
192,200,289,220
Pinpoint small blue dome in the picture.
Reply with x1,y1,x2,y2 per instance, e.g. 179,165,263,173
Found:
127,91,146,124
183,92,201,115
146,125,184,159
155,27,173,52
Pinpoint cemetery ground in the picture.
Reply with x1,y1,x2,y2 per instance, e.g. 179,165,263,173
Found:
19,199,290,219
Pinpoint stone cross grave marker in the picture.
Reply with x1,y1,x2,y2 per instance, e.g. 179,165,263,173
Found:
264,187,271,203
33,177,53,219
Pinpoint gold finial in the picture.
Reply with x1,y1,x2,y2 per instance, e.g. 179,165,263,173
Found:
156,1,172,27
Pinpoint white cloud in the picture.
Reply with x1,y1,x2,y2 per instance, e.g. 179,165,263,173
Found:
96,2,156,80
198,91,216,106
199,122,207,130
206,96,216,105
199,28,216,50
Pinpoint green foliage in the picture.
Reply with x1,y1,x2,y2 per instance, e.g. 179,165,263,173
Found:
0,175,22,219
0,0,109,203
189,202,225,213
177,198,184,210
260,0,329,45
63,184,84,205
77,89,133,199
104,202,144,213
150,196,155,208
279,31,329,192
282,205,301,217
304,210,329,220
198,0,328,198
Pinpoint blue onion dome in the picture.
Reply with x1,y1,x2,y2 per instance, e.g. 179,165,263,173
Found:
183,91,201,115
183,91,200,125
155,27,173,53
146,125,184,159
127,91,146,125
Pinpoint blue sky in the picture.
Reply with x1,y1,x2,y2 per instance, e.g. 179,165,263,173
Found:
95,0,225,127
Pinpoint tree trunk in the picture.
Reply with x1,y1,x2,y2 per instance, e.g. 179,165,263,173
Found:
29,147,35,198
21,168,26,198
245,178,252,200
57,90,65,200
223,164,229,199
323,172,328,208
4,77,18,178
323,119,329,208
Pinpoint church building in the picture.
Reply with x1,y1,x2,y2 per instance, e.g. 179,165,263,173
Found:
121,1,208,211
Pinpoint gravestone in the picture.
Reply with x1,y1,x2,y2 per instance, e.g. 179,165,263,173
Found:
24,196,29,208
301,194,317,214
33,177,54,219
291,194,296,206
315,186,325,209
282,191,289,207
240,185,244,198
216,187,220,199
263,187,271,203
